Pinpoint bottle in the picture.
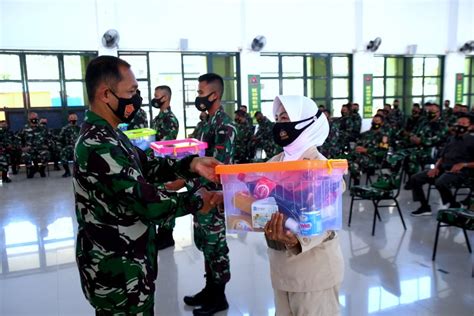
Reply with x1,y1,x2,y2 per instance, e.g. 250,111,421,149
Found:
299,207,322,236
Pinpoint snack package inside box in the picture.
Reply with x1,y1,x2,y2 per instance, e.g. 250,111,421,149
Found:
216,160,347,237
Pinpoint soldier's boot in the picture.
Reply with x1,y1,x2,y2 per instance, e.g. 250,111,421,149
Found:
12,165,18,175
184,275,212,306
192,283,229,316
39,166,46,178
156,227,175,250
27,166,36,179
1,171,11,183
62,164,71,178
53,161,61,171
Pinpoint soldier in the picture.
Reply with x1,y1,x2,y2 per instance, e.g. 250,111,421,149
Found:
249,111,281,161
59,113,80,177
349,114,390,185
319,104,353,159
239,105,254,131
182,73,236,316
0,120,14,182
409,114,474,216
441,99,453,120
403,103,449,179
189,112,208,140
387,99,405,129
127,107,148,130
151,85,181,250
19,112,51,178
40,118,61,171
233,109,253,163
151,85,179,141
350,102,362,140
74,55,220,315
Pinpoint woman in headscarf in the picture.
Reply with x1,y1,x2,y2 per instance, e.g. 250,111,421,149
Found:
264,95,344,316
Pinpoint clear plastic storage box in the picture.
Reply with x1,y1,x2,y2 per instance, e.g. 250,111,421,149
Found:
151,138,208,160
215,160,348,236
123,128,157,151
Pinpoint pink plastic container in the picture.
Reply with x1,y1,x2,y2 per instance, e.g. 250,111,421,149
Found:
151,138,208,159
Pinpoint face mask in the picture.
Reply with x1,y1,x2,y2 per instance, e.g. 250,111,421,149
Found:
70,120,77,125
107,89,143,123
30,118,38,124
454,125,468,135
371,122,381,130
427,111,437,120
272,110,322,147
353,108,359,113
393,104,399,109
195,92,215,112
151,97,165,109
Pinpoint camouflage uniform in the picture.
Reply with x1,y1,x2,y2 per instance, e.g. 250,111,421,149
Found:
73,110,203,314
234,120,253,163
402,118,449,175
0,126,16,173
387,108,405,130
320,115,354,159
19,124,51,168
59,123,80,165
151,108,179,141
189,120,206,140
349,127,390,181
249,117,281,161
194,106,236,285
349,111,362,141
128,108,149,130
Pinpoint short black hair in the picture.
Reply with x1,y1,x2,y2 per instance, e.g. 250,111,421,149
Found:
254,111,263,117
155,85,172,97
235,110,246,117
458,113,474,124
373,114,385,122
239,105,247,109
85,56,131,103
413,103,421,108
198,73,224,98
341,104,351,110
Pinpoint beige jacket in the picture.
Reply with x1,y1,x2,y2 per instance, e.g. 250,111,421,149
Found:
267,146,344,292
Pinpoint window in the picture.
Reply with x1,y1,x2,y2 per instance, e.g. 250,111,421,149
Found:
372,55,444,114
260,53,352,118
0,51,97,129
464,57,474,108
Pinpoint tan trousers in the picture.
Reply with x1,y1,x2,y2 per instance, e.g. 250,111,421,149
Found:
274,286,341,316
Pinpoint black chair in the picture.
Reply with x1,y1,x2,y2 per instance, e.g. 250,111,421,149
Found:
432,204,474,277
348,154,407,236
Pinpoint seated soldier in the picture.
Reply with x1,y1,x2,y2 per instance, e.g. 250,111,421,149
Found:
409,114,474,216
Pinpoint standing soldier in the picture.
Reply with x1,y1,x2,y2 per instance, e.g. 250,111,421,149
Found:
19,112,51,178
239,105,254,132
350,102,362,141
0,120,14,182
151,85,179,141
127,106,148,130
59,113,80,177
39,118,60,171
249,111,281,161
151,85,180,250
189,112,208,140
387,99,405,130
183,73,236,316
233,110,253,163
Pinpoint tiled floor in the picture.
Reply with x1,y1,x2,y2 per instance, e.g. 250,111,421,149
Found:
0,170,473,315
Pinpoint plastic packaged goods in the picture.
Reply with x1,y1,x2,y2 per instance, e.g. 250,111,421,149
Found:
123,128,157,151
216,159,348,236
151,138,207,159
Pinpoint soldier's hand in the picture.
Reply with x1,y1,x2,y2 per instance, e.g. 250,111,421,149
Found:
355,146,367,154
449,163,465,173
427,168,439,178
410,136,421,145
190,157,222,183
22,146,30,152
165,179,186,191
196,188,220,214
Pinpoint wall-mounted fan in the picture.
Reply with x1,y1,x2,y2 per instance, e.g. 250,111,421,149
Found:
367,37,382,52
460,41,474,53
251,35,267,52
102,29,120,48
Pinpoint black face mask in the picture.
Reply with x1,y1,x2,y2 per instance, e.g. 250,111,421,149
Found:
195,92,215,112
454,125,468,136
151,97,165,109
272,110,322,147
30,118,38,125
393,104,399,110
107,89,142,123
70,120,77,125
371,122,381,130
353,109,359,113
427,111,437,120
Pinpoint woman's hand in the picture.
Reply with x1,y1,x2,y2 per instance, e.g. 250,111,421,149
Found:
264,213,299,248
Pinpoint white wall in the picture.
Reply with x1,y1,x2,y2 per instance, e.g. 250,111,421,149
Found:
1,0,473,117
